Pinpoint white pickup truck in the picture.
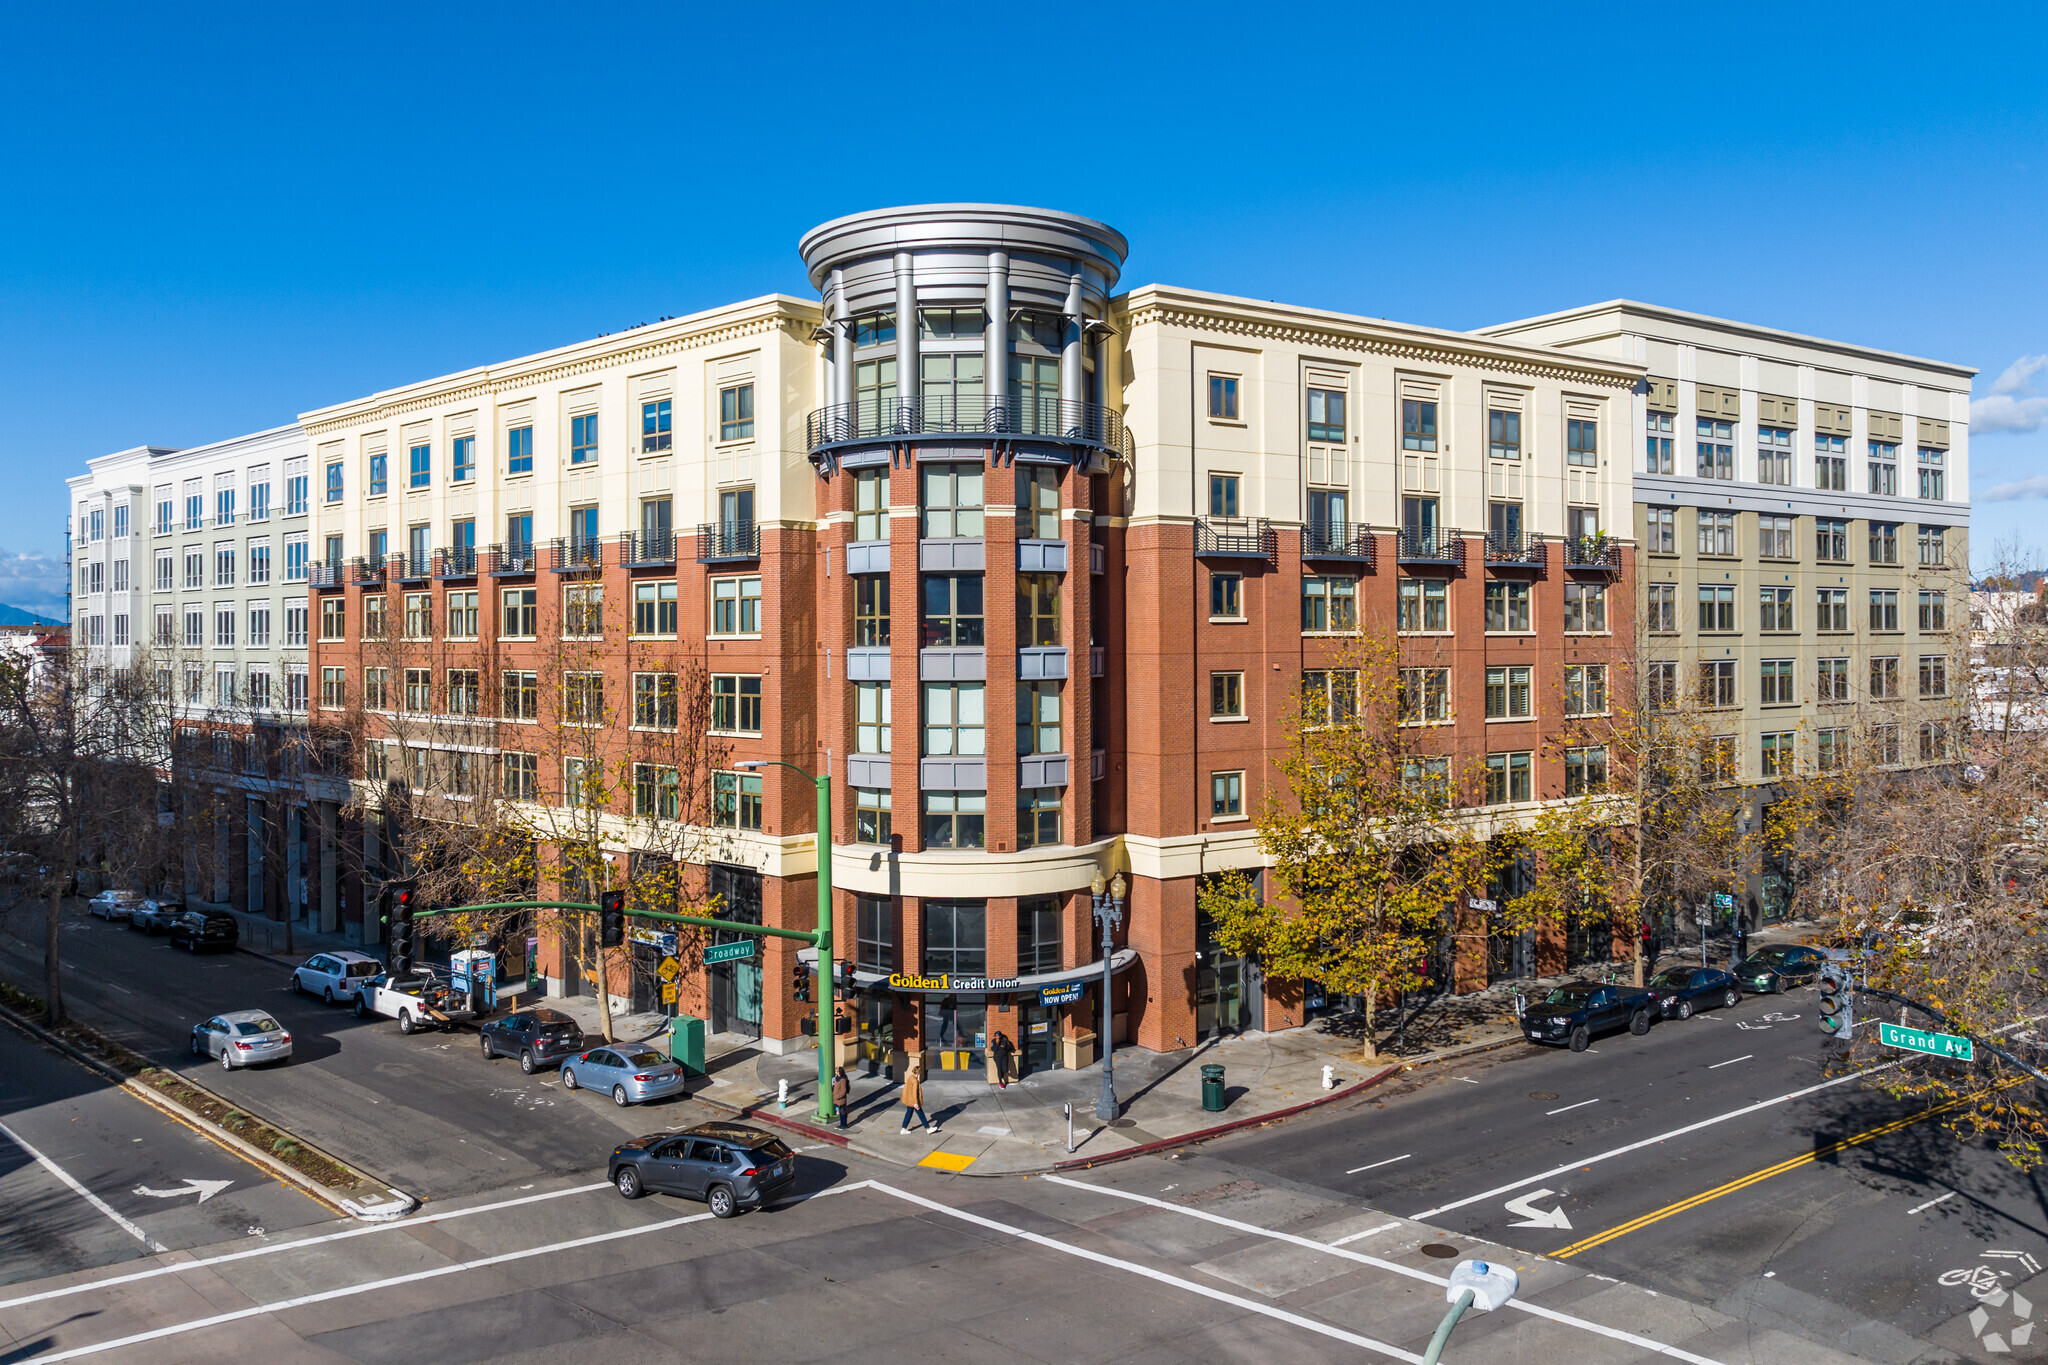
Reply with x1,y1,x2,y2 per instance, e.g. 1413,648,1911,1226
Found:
352,968,471,1034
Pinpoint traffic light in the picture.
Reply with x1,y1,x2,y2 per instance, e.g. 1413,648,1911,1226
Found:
599,890,626,950
1818,961,1856,1041
385,880,417,976
792,961,811,1003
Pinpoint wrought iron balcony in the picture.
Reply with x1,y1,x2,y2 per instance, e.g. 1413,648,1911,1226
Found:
1302,519,1375,565
1484,530,1546,568
391,552,432,582
433,546,478,579
349,556,385,586
550,537,605,573
696,520,760,563
620,529,677,567
806,395,1124,456
1395,527,1465,566
1195,516,1276,558
486,542,537,576
309,562,344,589
1564,536,1622,572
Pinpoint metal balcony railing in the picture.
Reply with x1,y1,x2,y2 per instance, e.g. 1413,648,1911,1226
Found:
391,552,432,582
486,542,537,576
435,546,478,578
349,556,385,585
806,395,1125,454
1195,516,1276,558
696,520,761,562
1484,530,1545,568
1564,537,1622,571
309,562,344,588
620,529,677,567
550,538,605,573
1302,519,1375,564
1395,527,1465,566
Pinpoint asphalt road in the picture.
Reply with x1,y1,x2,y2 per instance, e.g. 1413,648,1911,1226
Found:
0,1141,1887,1365
0,906,666,1206
0,1022,326,1287
1201,981,2048,1362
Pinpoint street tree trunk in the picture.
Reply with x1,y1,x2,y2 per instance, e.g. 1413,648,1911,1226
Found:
43,884,64,1025
1360,980,1379,1061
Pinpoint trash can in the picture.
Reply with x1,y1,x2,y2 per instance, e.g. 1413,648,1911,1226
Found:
1200,1063,1226,1112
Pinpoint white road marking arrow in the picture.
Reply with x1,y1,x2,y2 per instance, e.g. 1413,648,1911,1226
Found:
134,1179,233,1203
1503,1188,1573,1229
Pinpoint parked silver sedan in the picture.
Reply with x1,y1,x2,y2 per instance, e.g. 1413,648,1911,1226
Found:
190,1010,293,1070
561,1046,686,1106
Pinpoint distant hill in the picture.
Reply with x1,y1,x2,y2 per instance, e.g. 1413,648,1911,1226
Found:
0,604,63,627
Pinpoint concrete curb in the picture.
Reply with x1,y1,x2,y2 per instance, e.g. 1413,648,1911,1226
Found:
1048,1063,1404,1171
0,1000,418,1222
691,1090,854,1150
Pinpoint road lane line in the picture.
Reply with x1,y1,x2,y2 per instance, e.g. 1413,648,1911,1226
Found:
0,1179,611,1311
1328,1220,1402,1246
873,1182,1425,1363
0,1117,167,1254
1707,1055,1753,1069
1547,1099,1599,1115
1908,1191,1957,1215
15,1181,871,1363
1407,1060,1898,1221
1551,1095,1971,1259
1345,1155,1411,1174
1043,1175,1728,1365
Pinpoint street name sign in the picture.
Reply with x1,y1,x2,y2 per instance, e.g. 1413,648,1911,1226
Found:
1878,1022,1974,1061
704,940,756,965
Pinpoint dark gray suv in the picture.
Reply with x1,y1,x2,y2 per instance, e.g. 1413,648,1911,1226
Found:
477,1008,585,1073
609,1122,797,1217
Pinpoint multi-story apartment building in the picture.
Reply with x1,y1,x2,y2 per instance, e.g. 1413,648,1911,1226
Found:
69,425,339,923
302,204,1643,1070
1481,303,1973,920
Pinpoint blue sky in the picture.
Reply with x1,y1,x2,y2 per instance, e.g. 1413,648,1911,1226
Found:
3,1,2044,614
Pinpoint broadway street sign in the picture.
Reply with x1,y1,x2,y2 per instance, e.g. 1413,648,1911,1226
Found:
704,940,756,965
1878,1022,1974,1061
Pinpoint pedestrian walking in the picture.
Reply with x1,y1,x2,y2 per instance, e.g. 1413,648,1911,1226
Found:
898,1059,939,1135
990,1031,1015,1089
831,1066,851,1129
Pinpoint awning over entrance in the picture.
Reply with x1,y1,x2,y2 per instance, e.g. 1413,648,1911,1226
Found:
797,946,1138,1002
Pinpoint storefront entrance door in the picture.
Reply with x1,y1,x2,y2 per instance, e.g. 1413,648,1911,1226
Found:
1195,909,1246,1039
708,864,762,1039
1019,1005,1058,1074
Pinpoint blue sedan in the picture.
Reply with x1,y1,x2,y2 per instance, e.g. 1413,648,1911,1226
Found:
561,1046,687,1106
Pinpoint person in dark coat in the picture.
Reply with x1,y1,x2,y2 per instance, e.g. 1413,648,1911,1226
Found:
990,1031,1016,1088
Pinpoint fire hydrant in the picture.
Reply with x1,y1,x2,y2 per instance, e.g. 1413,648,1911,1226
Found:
778,1078,789,1109
1322,1064,1336,1090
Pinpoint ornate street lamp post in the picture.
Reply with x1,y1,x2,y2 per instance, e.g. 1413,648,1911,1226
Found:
1089,870,1126,1122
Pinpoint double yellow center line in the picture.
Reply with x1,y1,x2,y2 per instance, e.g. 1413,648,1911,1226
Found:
1551,1095,1969,1259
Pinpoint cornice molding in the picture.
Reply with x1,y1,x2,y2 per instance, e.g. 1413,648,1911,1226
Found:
302,305,819,439
1122,299,1642,391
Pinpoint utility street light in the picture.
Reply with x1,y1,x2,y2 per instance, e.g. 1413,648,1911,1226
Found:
735,759,836,1124
1421,1259,1518,1365
1089,870,1126,1122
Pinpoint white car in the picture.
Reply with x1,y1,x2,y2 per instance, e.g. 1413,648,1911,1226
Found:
88,890,144,921
291,950,385,1004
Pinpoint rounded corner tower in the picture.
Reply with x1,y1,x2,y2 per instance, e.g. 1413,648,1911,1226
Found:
796,203,1129,467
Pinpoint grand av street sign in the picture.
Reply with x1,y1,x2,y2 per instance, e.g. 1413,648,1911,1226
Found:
1878,1022,1974,1061
704,940,756,965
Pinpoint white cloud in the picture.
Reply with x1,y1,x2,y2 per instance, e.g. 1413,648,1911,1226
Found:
1975,354,2048,433
1981,475,2048,502
0,548,71,619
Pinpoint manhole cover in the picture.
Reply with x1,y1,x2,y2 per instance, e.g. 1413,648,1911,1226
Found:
1420,1243,1460,1259
1530,1091,1558,1101
1108,1119,1138,1129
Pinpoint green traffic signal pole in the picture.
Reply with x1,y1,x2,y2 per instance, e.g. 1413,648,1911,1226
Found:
428,764,838,1125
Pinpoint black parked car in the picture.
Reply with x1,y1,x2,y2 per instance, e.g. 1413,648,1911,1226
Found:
167,910,239,953
1737,944,1828,995
1645,966,1742,1019
478,1008,585,1073
1521,980,1659,1051
609,1122,797,1217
